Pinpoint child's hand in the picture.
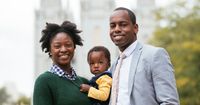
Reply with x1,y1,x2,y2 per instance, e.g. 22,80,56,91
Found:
80,84,91,92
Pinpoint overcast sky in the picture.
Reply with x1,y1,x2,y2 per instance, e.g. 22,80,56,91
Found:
0,0,35,97
0,0,173,97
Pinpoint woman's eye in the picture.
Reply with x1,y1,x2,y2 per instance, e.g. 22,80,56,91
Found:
54,45,60,48
65,44,73,48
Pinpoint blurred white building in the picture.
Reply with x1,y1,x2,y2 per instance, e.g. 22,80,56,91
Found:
34,0,157,79
135,0,156,42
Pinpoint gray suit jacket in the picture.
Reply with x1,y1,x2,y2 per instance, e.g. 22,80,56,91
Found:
110,42,180,105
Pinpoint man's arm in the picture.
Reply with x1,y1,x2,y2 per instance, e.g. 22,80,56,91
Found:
152,48,180,105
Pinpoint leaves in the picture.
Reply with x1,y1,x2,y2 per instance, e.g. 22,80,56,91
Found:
0,87,10,105
149,0,200,104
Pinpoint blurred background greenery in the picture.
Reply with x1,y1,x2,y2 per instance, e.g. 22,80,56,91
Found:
149,0,200,104
0,87,30,105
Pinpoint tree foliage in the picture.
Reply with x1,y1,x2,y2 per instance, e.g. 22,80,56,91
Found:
16,96,31,105
0,87,10,105
149,0,200,104
0,86,31,105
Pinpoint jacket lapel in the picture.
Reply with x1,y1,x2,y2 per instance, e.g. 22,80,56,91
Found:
128,42,143,95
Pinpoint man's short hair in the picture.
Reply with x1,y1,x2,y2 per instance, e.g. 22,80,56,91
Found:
114,7,136,25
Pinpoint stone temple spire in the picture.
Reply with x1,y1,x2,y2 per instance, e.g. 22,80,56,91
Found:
135,0,156,42
40,0,62,10
137,0,155,8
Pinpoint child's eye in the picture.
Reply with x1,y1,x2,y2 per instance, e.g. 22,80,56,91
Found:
99,61,104,64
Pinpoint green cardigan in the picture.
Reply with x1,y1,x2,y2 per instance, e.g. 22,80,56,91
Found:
33,71,92,105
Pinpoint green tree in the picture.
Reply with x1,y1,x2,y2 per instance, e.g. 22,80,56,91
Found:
149,0,200,104
16,95,31,105
0,87,10,105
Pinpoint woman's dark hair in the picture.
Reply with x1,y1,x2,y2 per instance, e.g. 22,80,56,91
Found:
87,46,111,67
114,7,136,25
39,20,83,57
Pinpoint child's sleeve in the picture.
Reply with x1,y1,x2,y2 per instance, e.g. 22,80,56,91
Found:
88,75,112,101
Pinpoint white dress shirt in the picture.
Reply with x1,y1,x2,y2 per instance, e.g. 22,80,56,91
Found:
117,40,138,105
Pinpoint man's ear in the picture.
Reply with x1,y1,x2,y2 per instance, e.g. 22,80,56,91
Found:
134,24,138,29
134,24,138,34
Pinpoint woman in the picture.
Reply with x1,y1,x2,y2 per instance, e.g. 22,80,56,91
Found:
33,20,92,105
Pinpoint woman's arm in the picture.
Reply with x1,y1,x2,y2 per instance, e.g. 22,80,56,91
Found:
33,75,53,105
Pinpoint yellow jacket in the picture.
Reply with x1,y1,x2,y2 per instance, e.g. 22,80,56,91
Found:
88,75,112,101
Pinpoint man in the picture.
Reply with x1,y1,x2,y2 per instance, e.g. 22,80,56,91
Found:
109,7,180,105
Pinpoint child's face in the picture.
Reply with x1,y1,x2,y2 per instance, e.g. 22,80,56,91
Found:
88,51,110,75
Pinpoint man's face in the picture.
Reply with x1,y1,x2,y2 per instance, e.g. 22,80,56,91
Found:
109,10,138,52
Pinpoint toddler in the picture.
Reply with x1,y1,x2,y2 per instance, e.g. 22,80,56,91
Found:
80,46,112,105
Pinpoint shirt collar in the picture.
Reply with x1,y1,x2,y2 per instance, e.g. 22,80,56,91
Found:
49,64,77,80
121,40,138,57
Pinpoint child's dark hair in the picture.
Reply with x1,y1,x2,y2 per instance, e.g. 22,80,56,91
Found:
87,46,111,66
40,20,83,57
